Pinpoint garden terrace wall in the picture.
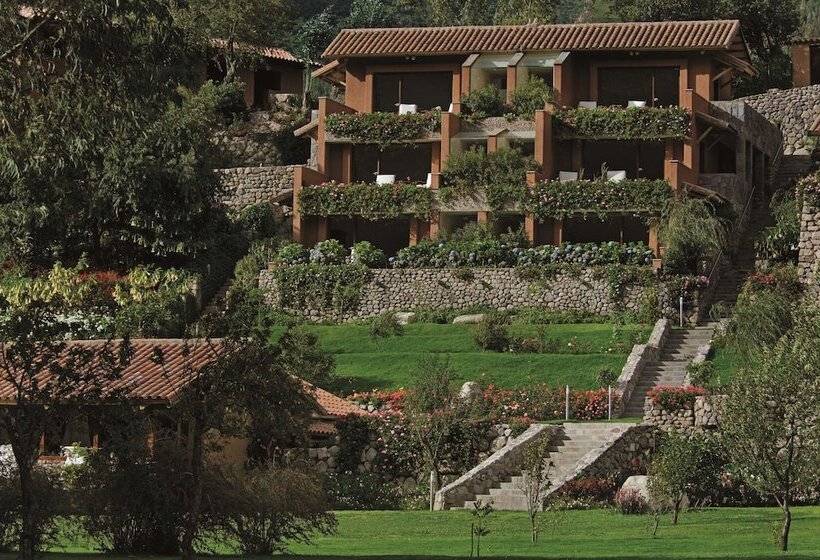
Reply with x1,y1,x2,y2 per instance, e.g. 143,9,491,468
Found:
259,266,675,322
643,395,726,433
799,199,820,290
216,165,294,209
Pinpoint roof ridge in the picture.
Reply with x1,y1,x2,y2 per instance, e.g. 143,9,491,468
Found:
337,19,743,34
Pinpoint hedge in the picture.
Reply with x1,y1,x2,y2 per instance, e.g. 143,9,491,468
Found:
555,106,690,141
324,110,441,148
298,182,434,220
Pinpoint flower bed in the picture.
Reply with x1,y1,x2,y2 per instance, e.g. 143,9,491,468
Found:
392,240,654,268
647,386,707,410
298,182,434,220
524,179,672,221
555,106,690,140
325,110,441,147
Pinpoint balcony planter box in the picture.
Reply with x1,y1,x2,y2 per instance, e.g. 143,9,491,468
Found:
324,110,441,147
554,106,690,141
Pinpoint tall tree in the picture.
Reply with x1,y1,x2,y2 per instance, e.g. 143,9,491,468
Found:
614,0,800,93
722,307,820,551
495,0,557,24
0,306,130,560
0,1,230,268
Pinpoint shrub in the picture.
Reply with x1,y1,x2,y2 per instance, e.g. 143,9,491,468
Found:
571,389,616,420
273,264,368,313
662,198,727,275
647,386,707,410
756,190,799,263
596,368,617,388
510,77,553,119
277,242,309,265
350,241,386,268
614,488,648,514
0,466,66,555
309,239,348,265
369,312,404,339
472,314,511,352
299,182,435,221
687,361,719,391
323,472,403,510
556,478,617,505
462,84,506,118
324,110,441,147
236,203,280,241
233,238,280,290
210,466,336,555
555,106,690,140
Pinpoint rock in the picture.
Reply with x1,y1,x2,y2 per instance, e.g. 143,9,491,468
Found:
394,312,416,325
459,381,483,401
364,447,378,462
452,313,486,324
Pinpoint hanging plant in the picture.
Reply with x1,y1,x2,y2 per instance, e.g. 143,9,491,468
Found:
555,106,690,141
325,110,441,148
299,182,434,220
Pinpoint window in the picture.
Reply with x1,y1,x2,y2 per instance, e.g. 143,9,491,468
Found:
598,67,679,107
373,72,453,113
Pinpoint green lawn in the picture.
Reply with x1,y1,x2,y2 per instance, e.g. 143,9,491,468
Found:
271,323,650,393
710,345,744,385
282,508,820,559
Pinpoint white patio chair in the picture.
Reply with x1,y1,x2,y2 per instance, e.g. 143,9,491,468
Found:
559,171,579,183
627,100,646,108
578,101,598,109
375,174,396,185
398,104,418,115
606,170,627,182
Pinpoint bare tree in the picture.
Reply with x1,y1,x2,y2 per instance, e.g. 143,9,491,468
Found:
517,437,554,543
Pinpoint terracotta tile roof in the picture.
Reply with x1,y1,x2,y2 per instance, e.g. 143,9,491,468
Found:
307,383,366,418
323,20,747,60
209,38,300,63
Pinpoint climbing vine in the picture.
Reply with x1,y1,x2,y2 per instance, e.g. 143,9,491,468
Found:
299,182,434,220
555,106,690,141
325,110,441,148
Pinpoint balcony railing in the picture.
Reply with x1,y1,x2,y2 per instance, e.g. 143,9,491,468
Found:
554,106,691,141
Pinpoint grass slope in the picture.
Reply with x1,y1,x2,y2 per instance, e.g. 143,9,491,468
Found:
286,507,820,559
270,323,649,393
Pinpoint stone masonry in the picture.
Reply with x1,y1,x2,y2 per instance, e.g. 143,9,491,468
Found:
216,165,294,210
260,267,664,322
742,85,820,155
643,395,726,434
799,200,820,288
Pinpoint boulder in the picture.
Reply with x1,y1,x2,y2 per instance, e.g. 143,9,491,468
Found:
394,312,416,325
459,381,482,402
452,314,485,324
620,475,651,501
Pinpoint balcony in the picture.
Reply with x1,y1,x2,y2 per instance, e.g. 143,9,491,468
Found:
554,106,690,141
324,110,442,146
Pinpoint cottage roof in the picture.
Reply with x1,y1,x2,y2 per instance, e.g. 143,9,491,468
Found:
323,19,750,63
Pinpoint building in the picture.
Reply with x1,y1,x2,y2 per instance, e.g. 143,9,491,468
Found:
293,20,779,261
791,38,820,88
0,339,364,466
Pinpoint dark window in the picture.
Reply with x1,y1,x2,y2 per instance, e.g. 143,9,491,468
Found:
352,144,432,183
373,72,453,112
811,46,820,85
254,68,283,108
598,67,679,107
582,140,665,180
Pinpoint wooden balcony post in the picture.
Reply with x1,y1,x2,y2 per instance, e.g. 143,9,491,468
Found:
477,211,490,224
440,112,460,168
535,104,554,179
525,170,538,244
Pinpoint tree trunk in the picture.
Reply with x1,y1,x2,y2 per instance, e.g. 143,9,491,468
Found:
672,495,681,524
428,469,439,511
180,418,205,560
780,498,791,551
18,463,36,560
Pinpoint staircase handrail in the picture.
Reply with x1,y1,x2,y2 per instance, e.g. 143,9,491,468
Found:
706,177,759,287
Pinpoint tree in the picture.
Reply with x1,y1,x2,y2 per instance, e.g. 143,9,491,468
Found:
426,0,557,25
517,437,554,543
722,307,820,551
495,0,557,24
661,198,726,275
155,335,317,560
0,2,230,267
0,306,130,560
613,0,800,93
173,0,293,83
404,358,462,510
647,432,724,524
273,325,336,389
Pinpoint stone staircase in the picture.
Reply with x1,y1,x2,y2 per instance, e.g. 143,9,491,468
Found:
460,423,633,511
622,325,715,417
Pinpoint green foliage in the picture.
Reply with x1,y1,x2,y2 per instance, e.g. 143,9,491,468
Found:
233,238,281,291
336,416,375,472
756,190,799,263
686,360,721,391
595,368,617,388
209,466,336,555
323,472,404,510
277,242,309,265
462,84,507,118
324,110,441,148
274,325,336,388
309,239,348,265
299,182,435,220
510,76,554,119
648,433,725,523
351,241,386,268
725,280,795,357
0,466,66,555
661,198,727,275
555,106,690,141
439,147,538,211
525,179,672,221
236,204,282,242
273,264,369,313
472,314,512,352
369,312,405,339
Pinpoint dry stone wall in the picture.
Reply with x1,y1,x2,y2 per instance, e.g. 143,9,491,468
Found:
742,85,820,155
260,266,674,322
643,395,725,434
216,165,294,209
799,200,820,288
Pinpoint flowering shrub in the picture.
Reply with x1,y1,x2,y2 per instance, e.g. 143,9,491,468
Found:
323,472,403,510
647,386,707,410
391,240,653,269
614,488,648,514
571,389,619,420
350,241,386,268
351,389,407,413
325,110,441,147
525,178,672,221
309,239,347,264
555,477,617,504
299,182,434,221
555,106,690,141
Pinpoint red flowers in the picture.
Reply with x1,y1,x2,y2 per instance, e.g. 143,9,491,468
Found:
647,386,707,409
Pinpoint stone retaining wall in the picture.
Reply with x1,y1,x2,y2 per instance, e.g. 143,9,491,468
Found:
216,165,294,209
799,200,820,288
259,266,685,322
642,395,726,433
615,319,669,416
742,85,820,155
